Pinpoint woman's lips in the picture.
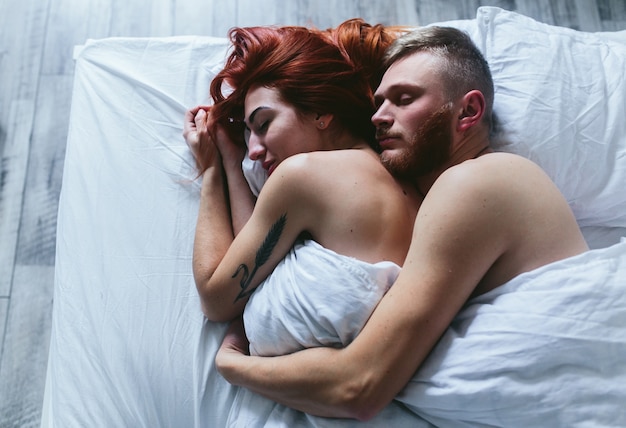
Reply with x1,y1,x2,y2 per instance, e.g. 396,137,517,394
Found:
264,161,277,176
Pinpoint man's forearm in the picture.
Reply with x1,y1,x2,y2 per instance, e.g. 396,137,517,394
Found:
215,329,397,421
217,346,367,418
215,271,452,421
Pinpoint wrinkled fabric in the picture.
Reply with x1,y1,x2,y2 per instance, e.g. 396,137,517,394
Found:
244,239,399,356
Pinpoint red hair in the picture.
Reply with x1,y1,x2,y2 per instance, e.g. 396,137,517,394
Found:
196,19,404,173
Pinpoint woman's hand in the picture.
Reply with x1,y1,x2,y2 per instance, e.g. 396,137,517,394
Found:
183,105,220,171
213,121,247,172
184,105,247,172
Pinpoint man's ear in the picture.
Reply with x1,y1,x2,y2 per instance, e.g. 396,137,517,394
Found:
456,90,485,132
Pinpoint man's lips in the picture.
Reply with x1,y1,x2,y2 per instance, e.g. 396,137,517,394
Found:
376,135,400,149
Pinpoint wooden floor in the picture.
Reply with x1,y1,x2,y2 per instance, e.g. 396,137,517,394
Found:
0,0,623,426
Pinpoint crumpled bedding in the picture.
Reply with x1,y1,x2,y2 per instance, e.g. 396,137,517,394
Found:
228,239,626,427
244,239,400,356
44,6,626,428
398,239,626,427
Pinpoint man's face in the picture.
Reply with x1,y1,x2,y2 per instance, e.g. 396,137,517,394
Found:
372,52,454,179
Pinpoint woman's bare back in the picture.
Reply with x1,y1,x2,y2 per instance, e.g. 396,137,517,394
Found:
281,148,421,266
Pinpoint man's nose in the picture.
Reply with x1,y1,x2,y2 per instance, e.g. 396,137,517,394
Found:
371,102,393,128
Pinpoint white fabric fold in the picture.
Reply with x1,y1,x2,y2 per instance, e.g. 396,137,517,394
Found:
398,239,626,427
244,239,400,356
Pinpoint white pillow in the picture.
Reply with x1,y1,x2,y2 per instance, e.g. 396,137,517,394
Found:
243,7,626,228
473,7,626,228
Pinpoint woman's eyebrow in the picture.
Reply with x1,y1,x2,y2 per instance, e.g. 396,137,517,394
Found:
246,106,270,126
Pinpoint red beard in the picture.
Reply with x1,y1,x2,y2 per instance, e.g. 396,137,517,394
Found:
380,104,454,180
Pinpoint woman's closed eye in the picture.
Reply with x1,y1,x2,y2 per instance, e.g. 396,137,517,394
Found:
244,120,269,143
257,121,269,133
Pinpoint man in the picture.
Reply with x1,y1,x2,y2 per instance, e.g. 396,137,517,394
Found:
215,26,589,421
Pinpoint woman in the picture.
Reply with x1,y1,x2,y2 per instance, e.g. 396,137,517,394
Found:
185,21,424,425
184,18,420,338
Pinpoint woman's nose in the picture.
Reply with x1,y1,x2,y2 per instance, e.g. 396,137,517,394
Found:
247,134,265,160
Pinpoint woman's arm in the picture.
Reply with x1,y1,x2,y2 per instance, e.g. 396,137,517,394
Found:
184,106,255,235
209,112,256,236
184,107,237,319
192,166,237,318
188,136,320,321
184,106,282,321
221,154,256,235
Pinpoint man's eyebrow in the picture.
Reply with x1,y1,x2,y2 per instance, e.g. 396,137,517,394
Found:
375,83,421,103
378,82,420,95
246,106,270,126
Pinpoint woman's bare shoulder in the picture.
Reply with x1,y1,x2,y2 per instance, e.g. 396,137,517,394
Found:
269,149,385,187
260,148,405,223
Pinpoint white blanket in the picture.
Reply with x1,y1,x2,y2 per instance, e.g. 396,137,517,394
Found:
229,240,430,427
399,239,626,427
245,239,400,356
229,240,626,427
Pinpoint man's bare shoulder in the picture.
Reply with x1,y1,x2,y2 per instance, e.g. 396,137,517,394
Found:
444,151,542,179
419,151,559,253
423,151,587,294
431,152,551,201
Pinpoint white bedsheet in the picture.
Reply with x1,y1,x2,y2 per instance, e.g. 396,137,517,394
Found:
47,36,230,427
46,7,626,428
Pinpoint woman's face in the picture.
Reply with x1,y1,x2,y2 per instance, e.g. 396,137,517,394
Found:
244,86,321,176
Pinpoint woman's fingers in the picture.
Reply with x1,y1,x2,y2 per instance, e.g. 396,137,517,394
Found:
194,108,207,130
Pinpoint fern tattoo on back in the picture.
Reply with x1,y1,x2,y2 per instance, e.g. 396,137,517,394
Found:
232,213,287,303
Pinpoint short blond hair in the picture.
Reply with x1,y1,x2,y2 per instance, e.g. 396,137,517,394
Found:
384,26,494,129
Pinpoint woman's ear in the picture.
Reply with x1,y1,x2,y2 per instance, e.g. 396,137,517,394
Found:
456,90,485,132
314,113,334,130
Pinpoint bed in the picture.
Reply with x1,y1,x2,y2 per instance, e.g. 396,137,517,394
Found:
43,6,626,427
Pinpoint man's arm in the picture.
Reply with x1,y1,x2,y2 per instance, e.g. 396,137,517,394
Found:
215,247,481,420
215,164,508,420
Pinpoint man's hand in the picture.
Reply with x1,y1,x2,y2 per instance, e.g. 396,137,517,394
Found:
216,317,250,381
